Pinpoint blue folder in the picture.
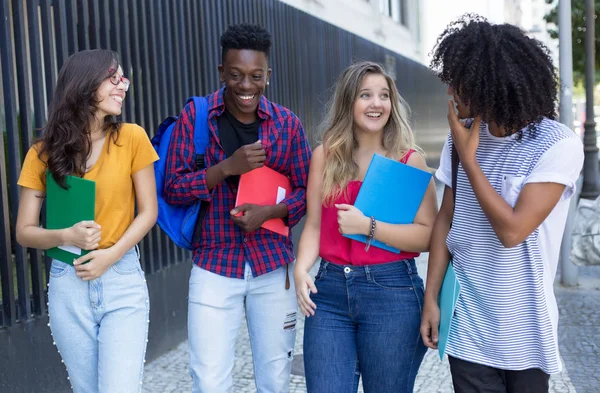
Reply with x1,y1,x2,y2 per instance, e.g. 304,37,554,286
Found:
344,153,432,253
438,262,461,360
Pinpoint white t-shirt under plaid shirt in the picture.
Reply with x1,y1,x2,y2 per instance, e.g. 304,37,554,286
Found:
436,118,583,374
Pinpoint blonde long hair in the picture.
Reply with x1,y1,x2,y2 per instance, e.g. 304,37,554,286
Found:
321,61,417,204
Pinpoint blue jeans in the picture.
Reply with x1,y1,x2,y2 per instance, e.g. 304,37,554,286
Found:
188,263,297,393
48,247,149,393
303,259,427,393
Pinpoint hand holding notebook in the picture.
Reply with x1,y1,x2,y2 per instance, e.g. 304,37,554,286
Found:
234,166,292,236
46,172,97,264
344,153,432,253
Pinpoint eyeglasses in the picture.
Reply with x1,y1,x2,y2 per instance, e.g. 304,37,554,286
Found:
108,68,130,91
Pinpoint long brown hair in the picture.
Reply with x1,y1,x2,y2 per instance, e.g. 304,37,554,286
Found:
38,49,122,188
321,61,417,204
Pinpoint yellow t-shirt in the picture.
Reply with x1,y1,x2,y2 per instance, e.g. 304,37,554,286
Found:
17,123,159,249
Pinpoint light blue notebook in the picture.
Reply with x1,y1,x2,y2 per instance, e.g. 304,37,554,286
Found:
438,262,461,360
344,153,432,253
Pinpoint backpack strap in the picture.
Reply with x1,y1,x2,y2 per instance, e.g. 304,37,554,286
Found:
188,96,209,169
186,96,210,245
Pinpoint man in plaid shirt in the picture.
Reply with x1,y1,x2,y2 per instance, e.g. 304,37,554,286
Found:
164,24,311,393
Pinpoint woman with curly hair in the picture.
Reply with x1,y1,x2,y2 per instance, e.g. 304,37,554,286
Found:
420,15,584,393
294,61,438,392
15,49,158,392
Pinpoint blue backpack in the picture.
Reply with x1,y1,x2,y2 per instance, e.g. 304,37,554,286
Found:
152,96,209,250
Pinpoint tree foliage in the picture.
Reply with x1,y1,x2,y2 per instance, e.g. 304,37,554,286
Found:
545,0,600,84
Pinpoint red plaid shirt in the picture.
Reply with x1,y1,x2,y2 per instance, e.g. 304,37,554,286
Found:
164,88,312,278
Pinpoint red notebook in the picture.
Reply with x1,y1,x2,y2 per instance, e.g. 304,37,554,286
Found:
234,166,293,236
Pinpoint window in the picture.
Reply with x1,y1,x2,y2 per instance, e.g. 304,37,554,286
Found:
399,0,408,26
379,0,409,27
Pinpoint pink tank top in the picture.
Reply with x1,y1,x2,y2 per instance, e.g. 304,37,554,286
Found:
319,150,420,266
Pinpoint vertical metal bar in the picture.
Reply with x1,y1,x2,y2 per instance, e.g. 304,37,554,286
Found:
88,0,101,48
53,0,70,69
126,0,141,126
147,0,162,274
187,0,200,95
209,0,222,90
0,0,22,325
159,0,176,114
171,0,189,264
40,0,57,103
0,85,16,327
172,1,186,106
581,0,599,199
77,0,90,50
154,0,173,267
65,0,78,53
12,0,34,320
106,0,125,119
109,0,121,54
153,0,168,118
136,0,153,134
118,0,132,122
167,0,179,262
144,0,163,271
98,0,110,50
39,0,57,283
27,0,48,316
150,227,161,273
199,0,212,92
558,0,579,286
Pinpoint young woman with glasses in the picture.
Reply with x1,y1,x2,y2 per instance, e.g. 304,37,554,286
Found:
15,49,158,393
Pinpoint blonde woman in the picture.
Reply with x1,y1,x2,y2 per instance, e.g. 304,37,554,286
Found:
294,61,438,393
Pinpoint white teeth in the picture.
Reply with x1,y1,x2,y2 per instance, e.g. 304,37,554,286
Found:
237,94,255,100
112,96,123,103
366,113,381,118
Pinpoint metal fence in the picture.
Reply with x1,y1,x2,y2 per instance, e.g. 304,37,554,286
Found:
0,0,448,390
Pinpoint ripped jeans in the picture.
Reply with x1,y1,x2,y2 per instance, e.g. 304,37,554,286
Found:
188,262,297,393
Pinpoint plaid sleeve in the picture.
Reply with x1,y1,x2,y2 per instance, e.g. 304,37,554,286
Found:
164,100,214,205
281,116,312,227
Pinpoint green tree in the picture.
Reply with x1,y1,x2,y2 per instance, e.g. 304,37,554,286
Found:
544,0,600,84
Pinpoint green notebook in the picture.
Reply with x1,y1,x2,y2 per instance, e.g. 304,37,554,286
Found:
46,172,96,264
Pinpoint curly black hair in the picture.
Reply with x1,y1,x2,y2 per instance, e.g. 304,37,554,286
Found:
430,14,557,135
220,23,272,62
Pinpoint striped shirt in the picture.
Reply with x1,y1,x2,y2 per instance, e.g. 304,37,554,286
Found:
436,118,583,374
164,87,312,278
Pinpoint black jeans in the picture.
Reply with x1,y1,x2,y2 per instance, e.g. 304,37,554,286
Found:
449,356,550,393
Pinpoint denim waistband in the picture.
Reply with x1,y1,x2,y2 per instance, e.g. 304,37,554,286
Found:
319,258,417,275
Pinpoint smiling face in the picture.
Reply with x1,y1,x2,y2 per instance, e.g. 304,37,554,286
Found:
219,49,271,123
95,65,127,121
352,73,392,136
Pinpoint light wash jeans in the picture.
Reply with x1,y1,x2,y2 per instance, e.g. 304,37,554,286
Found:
48,247,149,393
188,263,297,393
